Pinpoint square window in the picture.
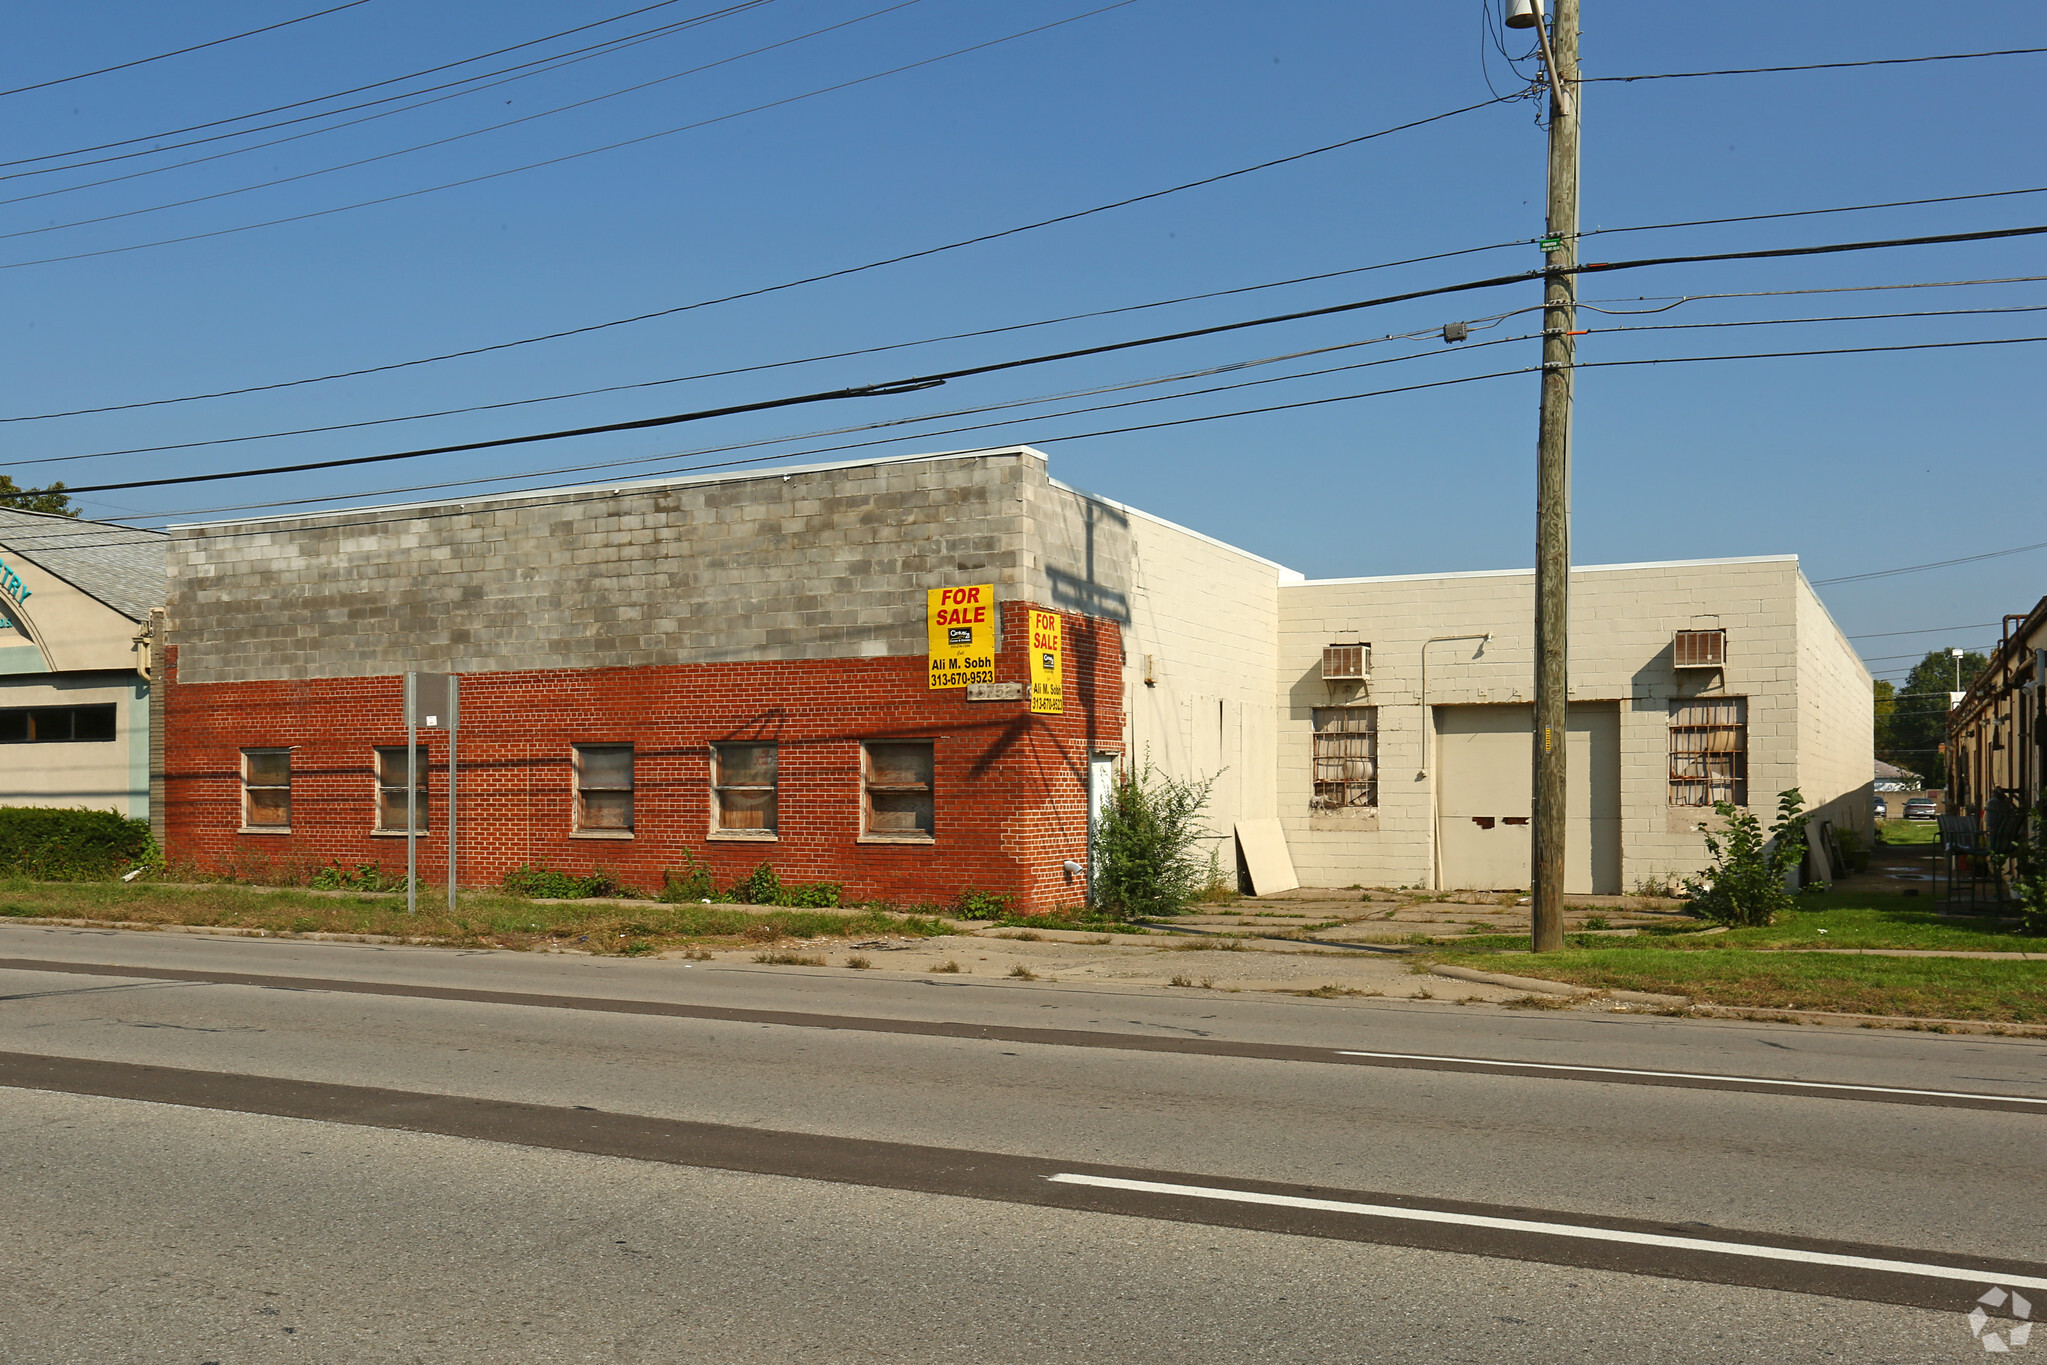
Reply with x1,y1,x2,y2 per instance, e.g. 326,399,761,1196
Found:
862,741,934,840
713,742,777,833
575,743,634,832
374,745,429,832
241,748,291,830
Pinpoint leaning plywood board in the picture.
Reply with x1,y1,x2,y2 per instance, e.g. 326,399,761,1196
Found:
1235,818,1300,896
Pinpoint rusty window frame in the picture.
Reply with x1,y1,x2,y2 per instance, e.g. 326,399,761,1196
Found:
1669,697,1748,806
1312,706,1378,809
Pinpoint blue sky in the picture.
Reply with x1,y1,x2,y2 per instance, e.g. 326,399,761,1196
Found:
3,1,2042,682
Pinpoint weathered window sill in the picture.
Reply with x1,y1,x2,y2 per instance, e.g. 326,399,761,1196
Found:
570,829,635,840
857,834,937,846
237,827,291,836
709,830,778,842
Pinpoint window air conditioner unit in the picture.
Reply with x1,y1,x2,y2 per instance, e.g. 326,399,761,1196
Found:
1673,629,1726,669
1322,643,1370,681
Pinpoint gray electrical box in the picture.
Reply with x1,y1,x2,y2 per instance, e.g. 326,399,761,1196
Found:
405,672,459,730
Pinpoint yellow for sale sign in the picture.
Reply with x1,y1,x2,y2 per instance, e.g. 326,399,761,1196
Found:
1028,609,1063,714
927,585,996,689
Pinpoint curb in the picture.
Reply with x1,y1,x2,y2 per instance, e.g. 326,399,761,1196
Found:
1426,963,1687,1007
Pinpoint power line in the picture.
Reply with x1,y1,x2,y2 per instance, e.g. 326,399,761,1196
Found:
0,2,783,204
1583,47,2047,83
0,0,1148,273
1848,623,1997,640
31,297,2047,469
1576,185,2047,242
0,0,734,172
33,221,2047,494
1816,538,2047,585
0,0,916,240
0,96,1517,423
0,2,370,99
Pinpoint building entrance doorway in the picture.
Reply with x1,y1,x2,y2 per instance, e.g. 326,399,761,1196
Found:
1434,702,1620,894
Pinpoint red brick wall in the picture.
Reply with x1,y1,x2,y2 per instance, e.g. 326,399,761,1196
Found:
161,604,1122,912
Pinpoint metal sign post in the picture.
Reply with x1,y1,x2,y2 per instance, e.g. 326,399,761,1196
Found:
403,673,459,914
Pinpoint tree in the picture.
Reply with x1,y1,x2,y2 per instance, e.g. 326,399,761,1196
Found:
0,475,77,517
1879,649,1988,788
1871,678,1896,756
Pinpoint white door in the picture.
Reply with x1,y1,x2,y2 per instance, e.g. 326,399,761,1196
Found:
1434,703,1621,893
1088,754,1119,889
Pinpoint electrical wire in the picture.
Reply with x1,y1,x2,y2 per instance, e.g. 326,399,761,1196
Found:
0,0,919,239
0,0,735,170
23,220,2047,496
1584,47,2047,83
0,0,1145,272
27,297,2047,469
1816,539,2047,586
0,97,1519,424
0,2,788,204
1848,624,1998,640
0,3,369,99
1575,186,2047,244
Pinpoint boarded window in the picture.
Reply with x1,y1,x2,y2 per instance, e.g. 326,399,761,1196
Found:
863,740,934,839
374,745,429,832
241,748,291,830
1312,707,1378,809
1669,698,1747,806
575,744,634,832
713,742,777,833
0,704,117,743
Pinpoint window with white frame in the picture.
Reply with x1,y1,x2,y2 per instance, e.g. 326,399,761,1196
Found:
712,742,777,835
373,745,429,832
1669,697,1748,806
862,740,934,840
1311,707,1378,809
575,743,634,833
241,748,291,830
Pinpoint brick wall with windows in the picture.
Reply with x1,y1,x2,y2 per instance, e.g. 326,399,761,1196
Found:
160,603,1121,911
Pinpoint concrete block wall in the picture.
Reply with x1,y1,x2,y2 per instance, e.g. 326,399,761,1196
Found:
1275,557,1812,891
1794,574,1876,851
169,450,1070,686
1069,487,1289,871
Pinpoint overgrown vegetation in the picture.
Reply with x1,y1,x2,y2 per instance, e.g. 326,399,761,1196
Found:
309,861,400,892
498,862,641,900
1682,788,1809,927
1091,757,1217,920
0,807,151,880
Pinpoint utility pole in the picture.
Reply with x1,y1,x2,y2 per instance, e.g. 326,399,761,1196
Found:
1524,0,1578,952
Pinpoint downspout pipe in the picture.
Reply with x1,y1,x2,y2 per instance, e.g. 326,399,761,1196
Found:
1419,632,1493,890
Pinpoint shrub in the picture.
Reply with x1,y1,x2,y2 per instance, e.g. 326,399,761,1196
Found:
309,861,397,892
1091,757,1218,921
1681,788,1808,927
0,806,151,880
499,862,637,900
950,889,1017,920
659,850,716,903
1833,826,1869,874
1999,808,2047,936
724,860,840,907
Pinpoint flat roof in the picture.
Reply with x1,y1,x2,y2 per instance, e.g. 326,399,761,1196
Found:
1293,553,1800,586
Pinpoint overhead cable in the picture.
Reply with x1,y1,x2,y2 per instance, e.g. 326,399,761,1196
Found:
0,0,1148,272
39,221,2047,494
0,2,370,99
1816,538,2047,586
1584,47,2047,83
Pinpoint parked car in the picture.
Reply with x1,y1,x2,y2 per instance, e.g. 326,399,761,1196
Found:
1874,796,1888,819
1903,797,1938,820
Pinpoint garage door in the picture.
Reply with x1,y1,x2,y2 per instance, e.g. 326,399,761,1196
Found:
1434,702,1620,894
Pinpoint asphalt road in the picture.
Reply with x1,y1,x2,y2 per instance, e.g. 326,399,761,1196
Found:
2,921,2042,1363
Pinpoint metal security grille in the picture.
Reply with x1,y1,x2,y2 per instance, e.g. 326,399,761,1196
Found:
1312,707,1378,808
1669,697,1747,806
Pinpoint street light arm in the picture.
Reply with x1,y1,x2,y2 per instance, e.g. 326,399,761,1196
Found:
1529,6,1573,118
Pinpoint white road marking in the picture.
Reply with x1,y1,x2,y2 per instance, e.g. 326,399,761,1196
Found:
1047,1174,2047,1289
1332,1051,2047,1104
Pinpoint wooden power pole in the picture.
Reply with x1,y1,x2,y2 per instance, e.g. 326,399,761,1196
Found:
1530,0,1578,952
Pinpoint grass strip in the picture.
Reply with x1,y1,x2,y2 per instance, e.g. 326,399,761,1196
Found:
0,877,948,954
